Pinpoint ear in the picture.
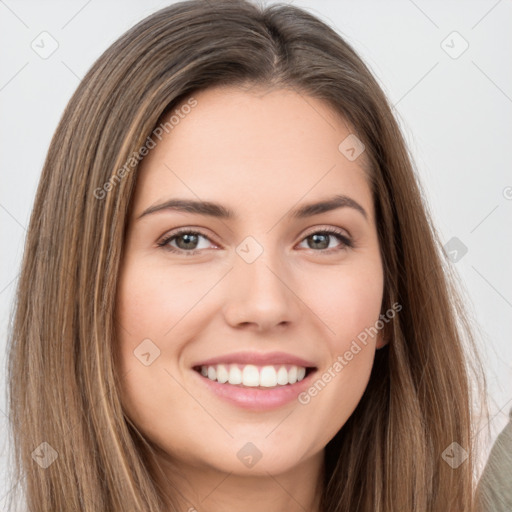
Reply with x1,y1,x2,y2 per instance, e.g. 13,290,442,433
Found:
375,333,389,350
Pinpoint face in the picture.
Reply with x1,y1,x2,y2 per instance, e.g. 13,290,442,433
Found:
115,85,385,481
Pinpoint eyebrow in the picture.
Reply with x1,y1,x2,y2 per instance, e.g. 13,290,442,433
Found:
137,194,368,222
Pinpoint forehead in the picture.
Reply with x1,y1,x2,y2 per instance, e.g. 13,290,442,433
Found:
133,85,374,222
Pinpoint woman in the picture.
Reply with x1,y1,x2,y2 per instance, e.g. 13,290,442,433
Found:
6,0,486,510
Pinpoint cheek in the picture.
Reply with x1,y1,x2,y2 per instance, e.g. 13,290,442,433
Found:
114,261,197,439
116,258,209,340
306,262,384,346
114,259,218,413
295,270,383,437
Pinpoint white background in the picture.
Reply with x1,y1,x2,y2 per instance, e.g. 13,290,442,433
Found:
1,0,511,505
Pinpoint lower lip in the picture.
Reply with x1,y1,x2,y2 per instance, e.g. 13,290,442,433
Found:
192,369,317,411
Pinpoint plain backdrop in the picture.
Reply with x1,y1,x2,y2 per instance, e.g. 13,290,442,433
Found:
1,0,511,505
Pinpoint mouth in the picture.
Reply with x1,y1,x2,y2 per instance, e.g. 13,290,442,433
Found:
192,362,319,411
192,363,317,389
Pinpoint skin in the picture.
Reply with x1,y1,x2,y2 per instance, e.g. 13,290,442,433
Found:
115,85,385,512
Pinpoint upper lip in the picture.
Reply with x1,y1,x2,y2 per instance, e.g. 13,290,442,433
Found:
192,351,317,368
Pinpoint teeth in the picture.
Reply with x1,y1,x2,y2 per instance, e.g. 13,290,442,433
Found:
216,364,229,383
288,365,297,384
198,364,309,387
260,366,277,387
276,366,288,385
228,365,242,385
242,365,260,386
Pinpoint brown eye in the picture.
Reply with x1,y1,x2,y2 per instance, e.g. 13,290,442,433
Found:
174,233,200,250
298,228,352,252
157,230,215,255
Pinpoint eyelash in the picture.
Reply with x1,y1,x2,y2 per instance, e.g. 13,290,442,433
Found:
157,227,353,256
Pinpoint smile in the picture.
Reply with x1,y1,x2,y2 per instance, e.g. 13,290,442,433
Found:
192,364,318,411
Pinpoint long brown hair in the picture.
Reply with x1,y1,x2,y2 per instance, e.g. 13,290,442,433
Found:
6,0,487,510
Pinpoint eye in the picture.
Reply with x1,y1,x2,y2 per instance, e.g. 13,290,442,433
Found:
157,226,353,256
297,227,353,253
157,229,216,255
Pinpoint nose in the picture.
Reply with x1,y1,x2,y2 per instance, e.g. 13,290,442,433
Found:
222,248,302,332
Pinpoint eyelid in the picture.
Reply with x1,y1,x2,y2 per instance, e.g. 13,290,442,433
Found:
301,224,351,239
